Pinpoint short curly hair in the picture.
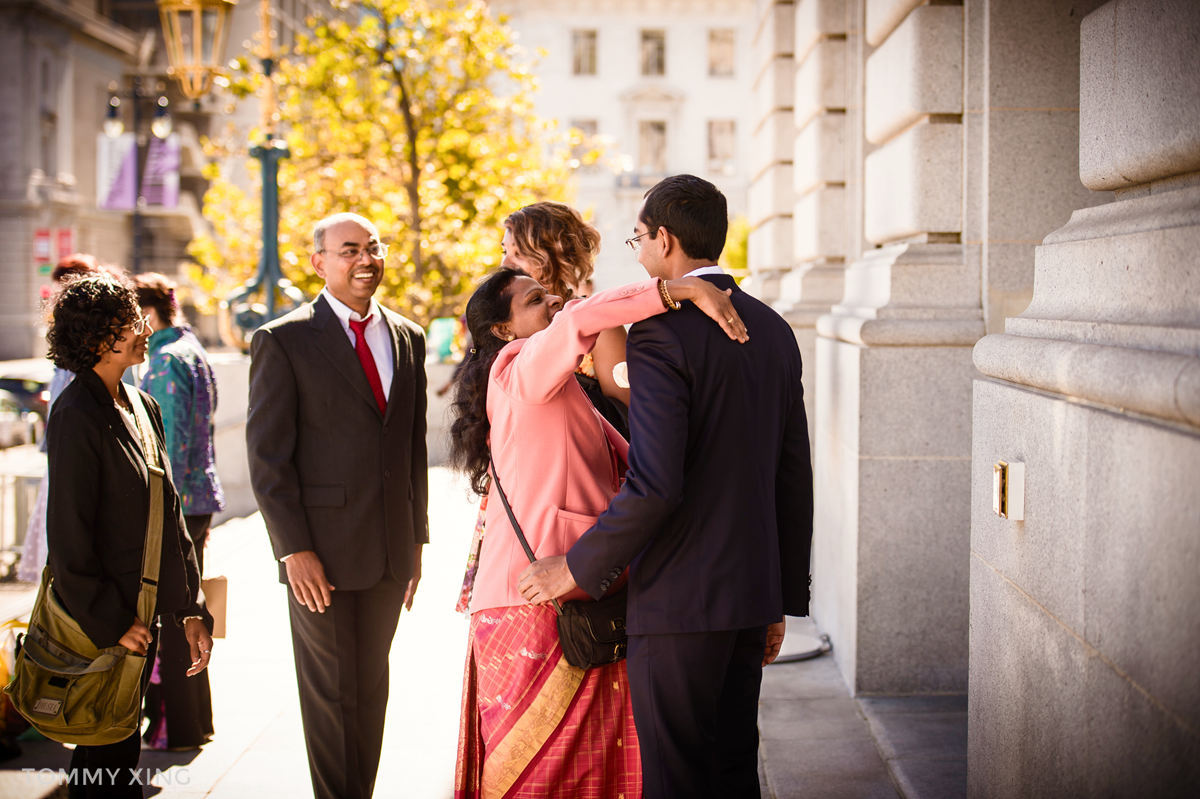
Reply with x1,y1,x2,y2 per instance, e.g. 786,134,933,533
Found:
504,202,600,301
47,274,140,373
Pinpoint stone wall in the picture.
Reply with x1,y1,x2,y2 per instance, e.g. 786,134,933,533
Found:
968,0,1200,794
751,0,1115,695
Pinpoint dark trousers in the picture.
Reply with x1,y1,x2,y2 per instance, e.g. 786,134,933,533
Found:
627,625,768,799
287,574,405,799
67,634,158,799
143,514,214,749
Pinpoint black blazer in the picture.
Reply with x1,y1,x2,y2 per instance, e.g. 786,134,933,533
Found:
567,274,814,635
246,295,429,589
46,369,202,648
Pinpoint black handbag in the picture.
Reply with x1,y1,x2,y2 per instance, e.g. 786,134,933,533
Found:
489,459,627,669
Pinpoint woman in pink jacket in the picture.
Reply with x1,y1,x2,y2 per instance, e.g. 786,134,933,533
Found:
450,266,746,798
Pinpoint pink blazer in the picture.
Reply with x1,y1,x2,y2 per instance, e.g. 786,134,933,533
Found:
469,279,666,613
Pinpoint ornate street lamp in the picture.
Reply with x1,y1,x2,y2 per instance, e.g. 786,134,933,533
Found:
157,0,237,100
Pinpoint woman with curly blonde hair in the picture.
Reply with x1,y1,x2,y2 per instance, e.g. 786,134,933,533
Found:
501,202,630,435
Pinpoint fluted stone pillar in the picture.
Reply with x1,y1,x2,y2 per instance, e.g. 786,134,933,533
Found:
968,1,1200,794
774,0,851,449
810,0,979,694
748,0,796,306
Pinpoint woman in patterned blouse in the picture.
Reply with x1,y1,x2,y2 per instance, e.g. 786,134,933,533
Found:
134,272,225,751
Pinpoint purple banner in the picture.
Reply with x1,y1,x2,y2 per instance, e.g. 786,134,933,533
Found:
142,133,180,208
97,133,137,211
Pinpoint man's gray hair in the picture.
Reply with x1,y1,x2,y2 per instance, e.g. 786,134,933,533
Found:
313,213,380,253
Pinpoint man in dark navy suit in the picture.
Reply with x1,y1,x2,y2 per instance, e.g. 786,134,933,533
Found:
520,174,814,798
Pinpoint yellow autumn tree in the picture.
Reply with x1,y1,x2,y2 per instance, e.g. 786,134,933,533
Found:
191,0,591,328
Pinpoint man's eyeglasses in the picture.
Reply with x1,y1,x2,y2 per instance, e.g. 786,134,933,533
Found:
130,315,152,336
321,242,389,261
625,231,653,252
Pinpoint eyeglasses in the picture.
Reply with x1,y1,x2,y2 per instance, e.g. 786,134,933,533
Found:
320,241,389,261
130,314,152,336
625,231,653,252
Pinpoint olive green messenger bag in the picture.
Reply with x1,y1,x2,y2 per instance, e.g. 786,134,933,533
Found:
4,387,164,746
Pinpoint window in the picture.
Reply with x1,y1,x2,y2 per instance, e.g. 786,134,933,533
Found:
708,29,735,77
572,29,597,76
707,120,737,175
638,120,667,173
640,30,665,76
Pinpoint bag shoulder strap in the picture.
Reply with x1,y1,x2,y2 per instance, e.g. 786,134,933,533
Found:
124,387,163,625
488,457,562,615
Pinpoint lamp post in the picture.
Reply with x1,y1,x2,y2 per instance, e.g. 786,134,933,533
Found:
157,0,237,101
157,0,300,347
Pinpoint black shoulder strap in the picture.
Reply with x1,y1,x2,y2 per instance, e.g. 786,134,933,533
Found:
488,457,563,615
488,457,536,564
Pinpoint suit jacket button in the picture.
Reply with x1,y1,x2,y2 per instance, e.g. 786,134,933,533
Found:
384,469,392,478
599,580,610,592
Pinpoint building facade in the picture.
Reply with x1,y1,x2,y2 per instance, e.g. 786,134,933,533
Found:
0,0,327,359
491,0,755,289
750,0,1199,794
0,0,206,358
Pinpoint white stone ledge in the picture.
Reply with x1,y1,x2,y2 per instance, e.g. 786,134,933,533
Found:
817,313,985,347
755,56,797,123
865,0,923,46
752,110,797,176
775,260,848,317
794,112,846,193
749,215,795,269
749,162,796,223
864,122,963,245
794,185,847,261
1004,318,1200,358
795,0,847,62
1025,184,1200,330
841,243,979,311
753,1,797,65
973,333,1200,430
865,5,963,145
794,38,847,129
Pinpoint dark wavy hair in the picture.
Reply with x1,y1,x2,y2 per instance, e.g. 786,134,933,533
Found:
134,272,182,328
640,174,728,262
47,274,139,373
449,267,526,495
504,202,600,301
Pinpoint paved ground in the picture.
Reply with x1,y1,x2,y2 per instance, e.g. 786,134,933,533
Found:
0,465,966,798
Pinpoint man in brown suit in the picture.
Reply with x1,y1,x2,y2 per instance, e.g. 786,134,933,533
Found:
246,212,428,798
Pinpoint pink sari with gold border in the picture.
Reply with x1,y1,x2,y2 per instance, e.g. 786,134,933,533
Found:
454,603,641,799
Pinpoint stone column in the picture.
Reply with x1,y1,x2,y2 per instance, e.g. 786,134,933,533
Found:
811,0,980,694
748,0,796,306
969,0,1200,795
774,0,851,445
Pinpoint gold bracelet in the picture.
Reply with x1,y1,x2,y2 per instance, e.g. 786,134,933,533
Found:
658,278,682,311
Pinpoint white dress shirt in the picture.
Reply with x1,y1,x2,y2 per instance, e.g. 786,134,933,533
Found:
320,288,394,401
682,264,727,279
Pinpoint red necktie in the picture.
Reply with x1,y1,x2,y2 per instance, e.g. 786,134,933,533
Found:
349,317,387,415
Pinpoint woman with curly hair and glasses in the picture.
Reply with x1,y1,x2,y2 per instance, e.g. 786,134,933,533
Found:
449,266,747,798
44,274,211,798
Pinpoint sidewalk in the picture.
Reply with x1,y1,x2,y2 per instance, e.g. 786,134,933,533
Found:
0,466,965,798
